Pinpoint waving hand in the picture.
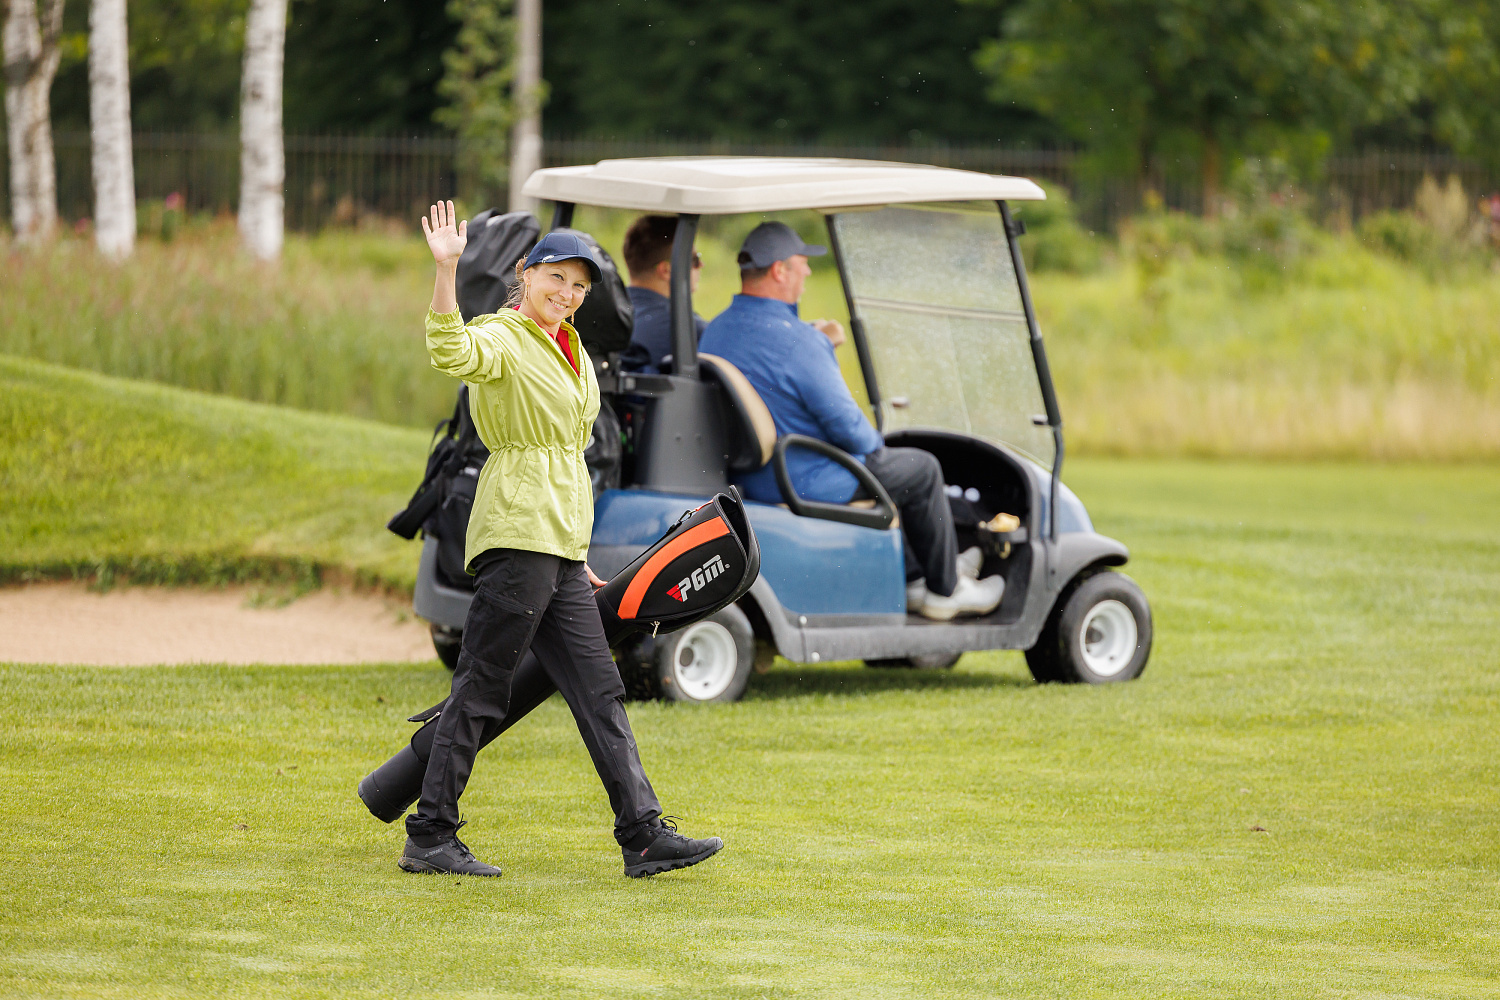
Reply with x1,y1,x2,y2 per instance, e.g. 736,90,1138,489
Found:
422,200,468,266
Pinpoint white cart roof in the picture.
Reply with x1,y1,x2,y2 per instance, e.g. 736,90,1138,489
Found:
521,156,1046,214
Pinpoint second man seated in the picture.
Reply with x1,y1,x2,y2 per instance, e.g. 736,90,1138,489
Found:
620,214,705,374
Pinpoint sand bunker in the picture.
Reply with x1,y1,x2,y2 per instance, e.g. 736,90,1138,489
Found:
0,582,436,666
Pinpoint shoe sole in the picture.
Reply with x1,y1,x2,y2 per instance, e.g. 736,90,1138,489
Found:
624,841,723,878
918,592,1004,621
397,857,502,877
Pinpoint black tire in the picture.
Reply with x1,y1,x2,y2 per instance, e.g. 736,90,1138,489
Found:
866,652,963,670
1030,571,1152,684
431,623,462,670
653,605,755,703
614,636,661,702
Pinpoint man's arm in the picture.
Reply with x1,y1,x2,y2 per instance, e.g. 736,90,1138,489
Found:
795,341,884,457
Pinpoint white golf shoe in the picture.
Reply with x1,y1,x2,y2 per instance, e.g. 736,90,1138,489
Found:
957,546,983,580
906,578,930,612
916,574,1005,621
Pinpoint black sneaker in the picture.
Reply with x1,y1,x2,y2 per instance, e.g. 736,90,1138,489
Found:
622,817,723,878
398,822,502,877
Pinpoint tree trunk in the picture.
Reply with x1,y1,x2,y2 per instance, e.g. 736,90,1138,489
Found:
238,0,286,260
89,0,134,259
1201,134,1222,218
3,0,65,246
508,0,540,215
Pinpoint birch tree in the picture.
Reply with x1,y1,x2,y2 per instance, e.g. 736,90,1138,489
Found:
238,0,286,260
3,0,65,245
509,0,539,215
89,0,134,259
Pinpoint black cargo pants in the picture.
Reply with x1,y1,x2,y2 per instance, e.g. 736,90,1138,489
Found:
405,547,662,846
861,447,959,598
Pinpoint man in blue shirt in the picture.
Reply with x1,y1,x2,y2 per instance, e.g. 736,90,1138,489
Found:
699,222,1003,620
620,215,705,373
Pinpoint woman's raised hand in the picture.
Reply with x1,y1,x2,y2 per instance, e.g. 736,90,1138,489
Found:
422,200,468,266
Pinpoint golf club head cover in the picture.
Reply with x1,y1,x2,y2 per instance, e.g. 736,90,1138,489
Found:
595,487,761,644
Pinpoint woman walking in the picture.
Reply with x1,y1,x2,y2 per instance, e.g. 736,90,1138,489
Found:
402,200,722,878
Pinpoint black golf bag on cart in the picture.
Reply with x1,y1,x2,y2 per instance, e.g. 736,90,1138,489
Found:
362,212,762,824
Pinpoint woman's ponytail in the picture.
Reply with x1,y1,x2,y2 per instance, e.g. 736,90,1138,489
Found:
504,259,527,309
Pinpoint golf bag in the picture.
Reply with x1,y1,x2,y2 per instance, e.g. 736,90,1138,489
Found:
359,490,761,823
454,209,634,357
385,387,489,590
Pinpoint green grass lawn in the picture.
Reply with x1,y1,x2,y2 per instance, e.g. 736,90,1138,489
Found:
0,354,429,590
4,458,1497,998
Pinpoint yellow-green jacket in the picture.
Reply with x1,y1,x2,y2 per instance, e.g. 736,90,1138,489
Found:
425,307,600,569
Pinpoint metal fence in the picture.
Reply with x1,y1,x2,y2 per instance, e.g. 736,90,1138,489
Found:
5,131,1499,234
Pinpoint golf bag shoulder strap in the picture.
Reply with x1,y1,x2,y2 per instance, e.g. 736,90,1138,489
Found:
386,387,482,540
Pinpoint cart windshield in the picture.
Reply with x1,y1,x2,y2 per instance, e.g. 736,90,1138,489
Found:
829,203,1055,468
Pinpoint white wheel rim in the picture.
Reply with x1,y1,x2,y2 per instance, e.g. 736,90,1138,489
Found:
672,621,738,700
1080,600,1138,677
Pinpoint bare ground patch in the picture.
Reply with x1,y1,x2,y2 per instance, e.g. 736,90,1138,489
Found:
0,582,434,665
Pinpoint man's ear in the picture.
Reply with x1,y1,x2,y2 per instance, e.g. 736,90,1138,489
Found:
654,259,672,282
769,259,787,284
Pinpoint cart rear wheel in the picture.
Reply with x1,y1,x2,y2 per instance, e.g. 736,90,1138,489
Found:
653,606,756,703
430,624,461,671
1030,571,1151,684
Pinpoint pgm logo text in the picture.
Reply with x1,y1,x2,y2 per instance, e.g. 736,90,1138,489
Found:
666,554,729,602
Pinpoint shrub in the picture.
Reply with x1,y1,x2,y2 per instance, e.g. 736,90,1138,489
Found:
1015,181,1105,274
1357,175,1493,278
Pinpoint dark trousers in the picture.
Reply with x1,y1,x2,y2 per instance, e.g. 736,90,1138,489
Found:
862,447,958,598
406,548,662,846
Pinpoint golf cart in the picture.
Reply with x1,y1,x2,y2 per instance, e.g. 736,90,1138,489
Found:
410,156,1152,702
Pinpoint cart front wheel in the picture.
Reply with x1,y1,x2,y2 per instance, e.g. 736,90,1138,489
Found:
1030,571,1151,684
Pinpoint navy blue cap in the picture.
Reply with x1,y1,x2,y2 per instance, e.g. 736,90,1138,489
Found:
523,231,603,282
737,222,827,269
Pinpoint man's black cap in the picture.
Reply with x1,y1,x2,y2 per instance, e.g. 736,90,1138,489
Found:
737,222,827,269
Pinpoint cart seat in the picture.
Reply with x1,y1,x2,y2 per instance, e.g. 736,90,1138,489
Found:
699,353,776,471
698,353,893,523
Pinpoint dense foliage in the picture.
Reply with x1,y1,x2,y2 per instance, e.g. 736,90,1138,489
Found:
47,0,457,134
40,0,1048,141
30,0,1500,177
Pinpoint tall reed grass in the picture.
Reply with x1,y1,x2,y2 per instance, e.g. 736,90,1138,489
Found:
1,221,453,427
3,218,1496,459
1039,248,1500,459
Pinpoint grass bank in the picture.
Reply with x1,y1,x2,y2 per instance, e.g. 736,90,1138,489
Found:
0,354,428,590
3,459,1498,998
4,220,1498,458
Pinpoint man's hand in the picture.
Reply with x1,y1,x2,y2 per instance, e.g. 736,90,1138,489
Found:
812,318,846,348
585,564,607,589
422,200,468,267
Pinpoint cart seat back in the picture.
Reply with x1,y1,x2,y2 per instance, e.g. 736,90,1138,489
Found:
700,353,776,471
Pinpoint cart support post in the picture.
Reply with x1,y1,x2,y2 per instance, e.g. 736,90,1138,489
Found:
549,201,574,230
824,215,884,431
670,213,701,379
999,200,1064,545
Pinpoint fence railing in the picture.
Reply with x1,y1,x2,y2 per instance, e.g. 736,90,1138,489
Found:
5,132,1499,234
